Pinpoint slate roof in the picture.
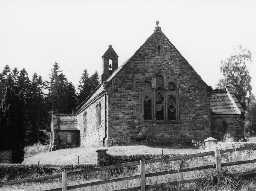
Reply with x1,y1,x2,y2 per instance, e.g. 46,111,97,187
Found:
76,85,105,113
54,114,78,130
102,45,118,58
210,89,242,115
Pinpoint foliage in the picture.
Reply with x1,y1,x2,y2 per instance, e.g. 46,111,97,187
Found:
5,142,256,190
246,95,256,136
77,70,99,105
0,62,101,161
0,86,25,162
47,62,77,113
217,46,252,111
24,143,50,158
0,66,49,162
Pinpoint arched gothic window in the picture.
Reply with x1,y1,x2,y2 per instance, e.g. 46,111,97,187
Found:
143,75,178,121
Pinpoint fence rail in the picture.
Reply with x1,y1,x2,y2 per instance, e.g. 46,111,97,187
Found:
4,144,256,191
2,173,61,186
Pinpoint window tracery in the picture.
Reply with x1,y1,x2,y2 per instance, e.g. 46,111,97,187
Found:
143,74,178,121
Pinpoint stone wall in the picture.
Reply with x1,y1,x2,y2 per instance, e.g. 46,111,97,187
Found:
96,148,174,166
77,94,107,147
211,114,243,141
105,29,211,146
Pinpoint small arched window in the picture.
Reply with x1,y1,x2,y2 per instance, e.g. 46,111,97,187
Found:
156,75,164,89
83,112,87,137
157,45,161,55
96,103,101,126
144,95,153,120
109,59,113,71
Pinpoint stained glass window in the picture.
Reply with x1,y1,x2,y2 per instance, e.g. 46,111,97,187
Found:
143,75,178,121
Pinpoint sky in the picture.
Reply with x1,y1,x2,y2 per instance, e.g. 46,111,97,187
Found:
1,0,256,94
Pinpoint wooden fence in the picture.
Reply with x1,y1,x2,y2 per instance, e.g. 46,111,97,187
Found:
4,144,256,191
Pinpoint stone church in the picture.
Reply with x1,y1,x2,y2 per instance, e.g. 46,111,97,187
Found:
51,22,243,150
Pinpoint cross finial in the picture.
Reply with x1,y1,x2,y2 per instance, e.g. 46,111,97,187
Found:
155,20,161,32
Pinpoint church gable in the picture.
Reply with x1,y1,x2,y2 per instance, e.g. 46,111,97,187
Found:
106,22,208,90
51,22,244,149
105,23,211,146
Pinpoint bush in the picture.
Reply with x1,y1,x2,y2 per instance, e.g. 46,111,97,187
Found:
24,143,49,158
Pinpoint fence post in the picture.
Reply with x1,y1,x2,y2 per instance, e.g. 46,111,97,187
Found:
140,160,146,191
62,169,67,191
215,147,221,174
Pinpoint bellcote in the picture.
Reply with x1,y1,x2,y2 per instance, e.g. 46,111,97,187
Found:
101,45,118,83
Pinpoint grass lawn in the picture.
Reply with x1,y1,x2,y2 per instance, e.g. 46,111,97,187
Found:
9,141,256,191
23,146,98,165
23,145,201,165
23,140,256,166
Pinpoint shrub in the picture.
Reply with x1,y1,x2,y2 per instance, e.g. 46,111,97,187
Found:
24,143,49,158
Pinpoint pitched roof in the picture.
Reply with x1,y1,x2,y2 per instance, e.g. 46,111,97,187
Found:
102,45,118,58
210,89,242,115
76,85,105,113
76,24,208,113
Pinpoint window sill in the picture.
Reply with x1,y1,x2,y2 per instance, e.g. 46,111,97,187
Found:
143,120,181,124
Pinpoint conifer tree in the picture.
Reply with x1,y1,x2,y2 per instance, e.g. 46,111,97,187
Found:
77,70,99,105
48,62,77,113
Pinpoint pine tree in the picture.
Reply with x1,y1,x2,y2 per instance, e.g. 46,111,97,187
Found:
90,72,100,90
48,62,77,113
78,69,90,104
77,70,99,105
25,73,49,144
0,74,25,163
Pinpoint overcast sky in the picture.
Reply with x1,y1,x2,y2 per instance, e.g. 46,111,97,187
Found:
1,0,256,94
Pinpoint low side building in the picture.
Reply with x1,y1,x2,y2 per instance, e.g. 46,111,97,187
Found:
50,114,79,150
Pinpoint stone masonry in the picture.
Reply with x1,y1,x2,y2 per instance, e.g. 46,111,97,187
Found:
103,25,211,146
56,22,243,149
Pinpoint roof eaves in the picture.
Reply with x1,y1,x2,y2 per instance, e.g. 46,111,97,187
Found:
75,84,104,113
